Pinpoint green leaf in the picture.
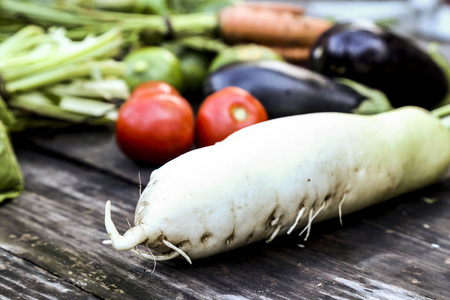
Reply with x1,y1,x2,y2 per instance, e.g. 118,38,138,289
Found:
0,121,24,203
0,95,17,129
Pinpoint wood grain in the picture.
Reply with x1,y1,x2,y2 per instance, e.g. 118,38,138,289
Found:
0,141,447,299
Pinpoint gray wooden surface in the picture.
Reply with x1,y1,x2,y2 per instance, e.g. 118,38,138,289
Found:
1,125,449,300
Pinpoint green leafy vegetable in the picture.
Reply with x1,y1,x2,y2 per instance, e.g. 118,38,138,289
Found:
0,96,16,129
0,121,23,203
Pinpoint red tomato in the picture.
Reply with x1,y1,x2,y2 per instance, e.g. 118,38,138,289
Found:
129,81,180,101
195,87,268,147
115,93,194,165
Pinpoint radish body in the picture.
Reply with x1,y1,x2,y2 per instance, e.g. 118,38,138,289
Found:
105,107,450,263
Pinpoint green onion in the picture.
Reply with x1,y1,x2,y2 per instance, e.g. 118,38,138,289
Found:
9,92,117,126
0,0,220,45
0,24,126,130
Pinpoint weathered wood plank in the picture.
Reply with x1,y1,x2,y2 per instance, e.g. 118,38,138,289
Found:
19,128,155,184
0,146,446,299
0,162,191,299
0,248,98,299
304,218,450,300
300,183,450,300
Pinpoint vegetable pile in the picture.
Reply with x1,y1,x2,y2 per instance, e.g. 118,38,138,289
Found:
1,0,450,265
101,10,450,263
0,0,339,166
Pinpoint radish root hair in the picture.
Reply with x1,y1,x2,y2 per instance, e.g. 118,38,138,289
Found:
266,225,282,243
128,239,192,265
131,246,157,274
298,208,313,238
162,240,192,264
287,206,305,234
136,241,192,264
299,202,326,240
338,193,347,226
138,172,142,197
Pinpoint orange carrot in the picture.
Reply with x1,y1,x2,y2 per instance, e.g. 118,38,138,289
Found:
266,45,311,63
219,5,332,47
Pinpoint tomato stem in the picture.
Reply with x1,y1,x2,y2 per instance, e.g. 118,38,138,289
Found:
232,106,248,122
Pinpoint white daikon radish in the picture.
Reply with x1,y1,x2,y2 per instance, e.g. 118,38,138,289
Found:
105,106,450,264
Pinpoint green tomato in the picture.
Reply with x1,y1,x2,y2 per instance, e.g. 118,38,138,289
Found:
124,47,184,92
178,48,210,92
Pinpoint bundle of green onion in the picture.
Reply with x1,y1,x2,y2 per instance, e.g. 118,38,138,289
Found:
0,25,129,131
0,0,224,45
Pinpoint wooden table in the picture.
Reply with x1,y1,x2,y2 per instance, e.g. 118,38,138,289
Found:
1,42,450,300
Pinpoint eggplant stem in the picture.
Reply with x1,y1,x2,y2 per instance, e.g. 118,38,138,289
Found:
431,104,450,131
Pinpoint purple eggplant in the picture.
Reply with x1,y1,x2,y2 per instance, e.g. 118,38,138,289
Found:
309,20,448,109
203,60,390,119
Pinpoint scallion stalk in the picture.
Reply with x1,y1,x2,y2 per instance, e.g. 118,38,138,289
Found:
6,60,125,93
0,0,220,44
0,23,126,130
9,92,117,126
3,28,122,81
